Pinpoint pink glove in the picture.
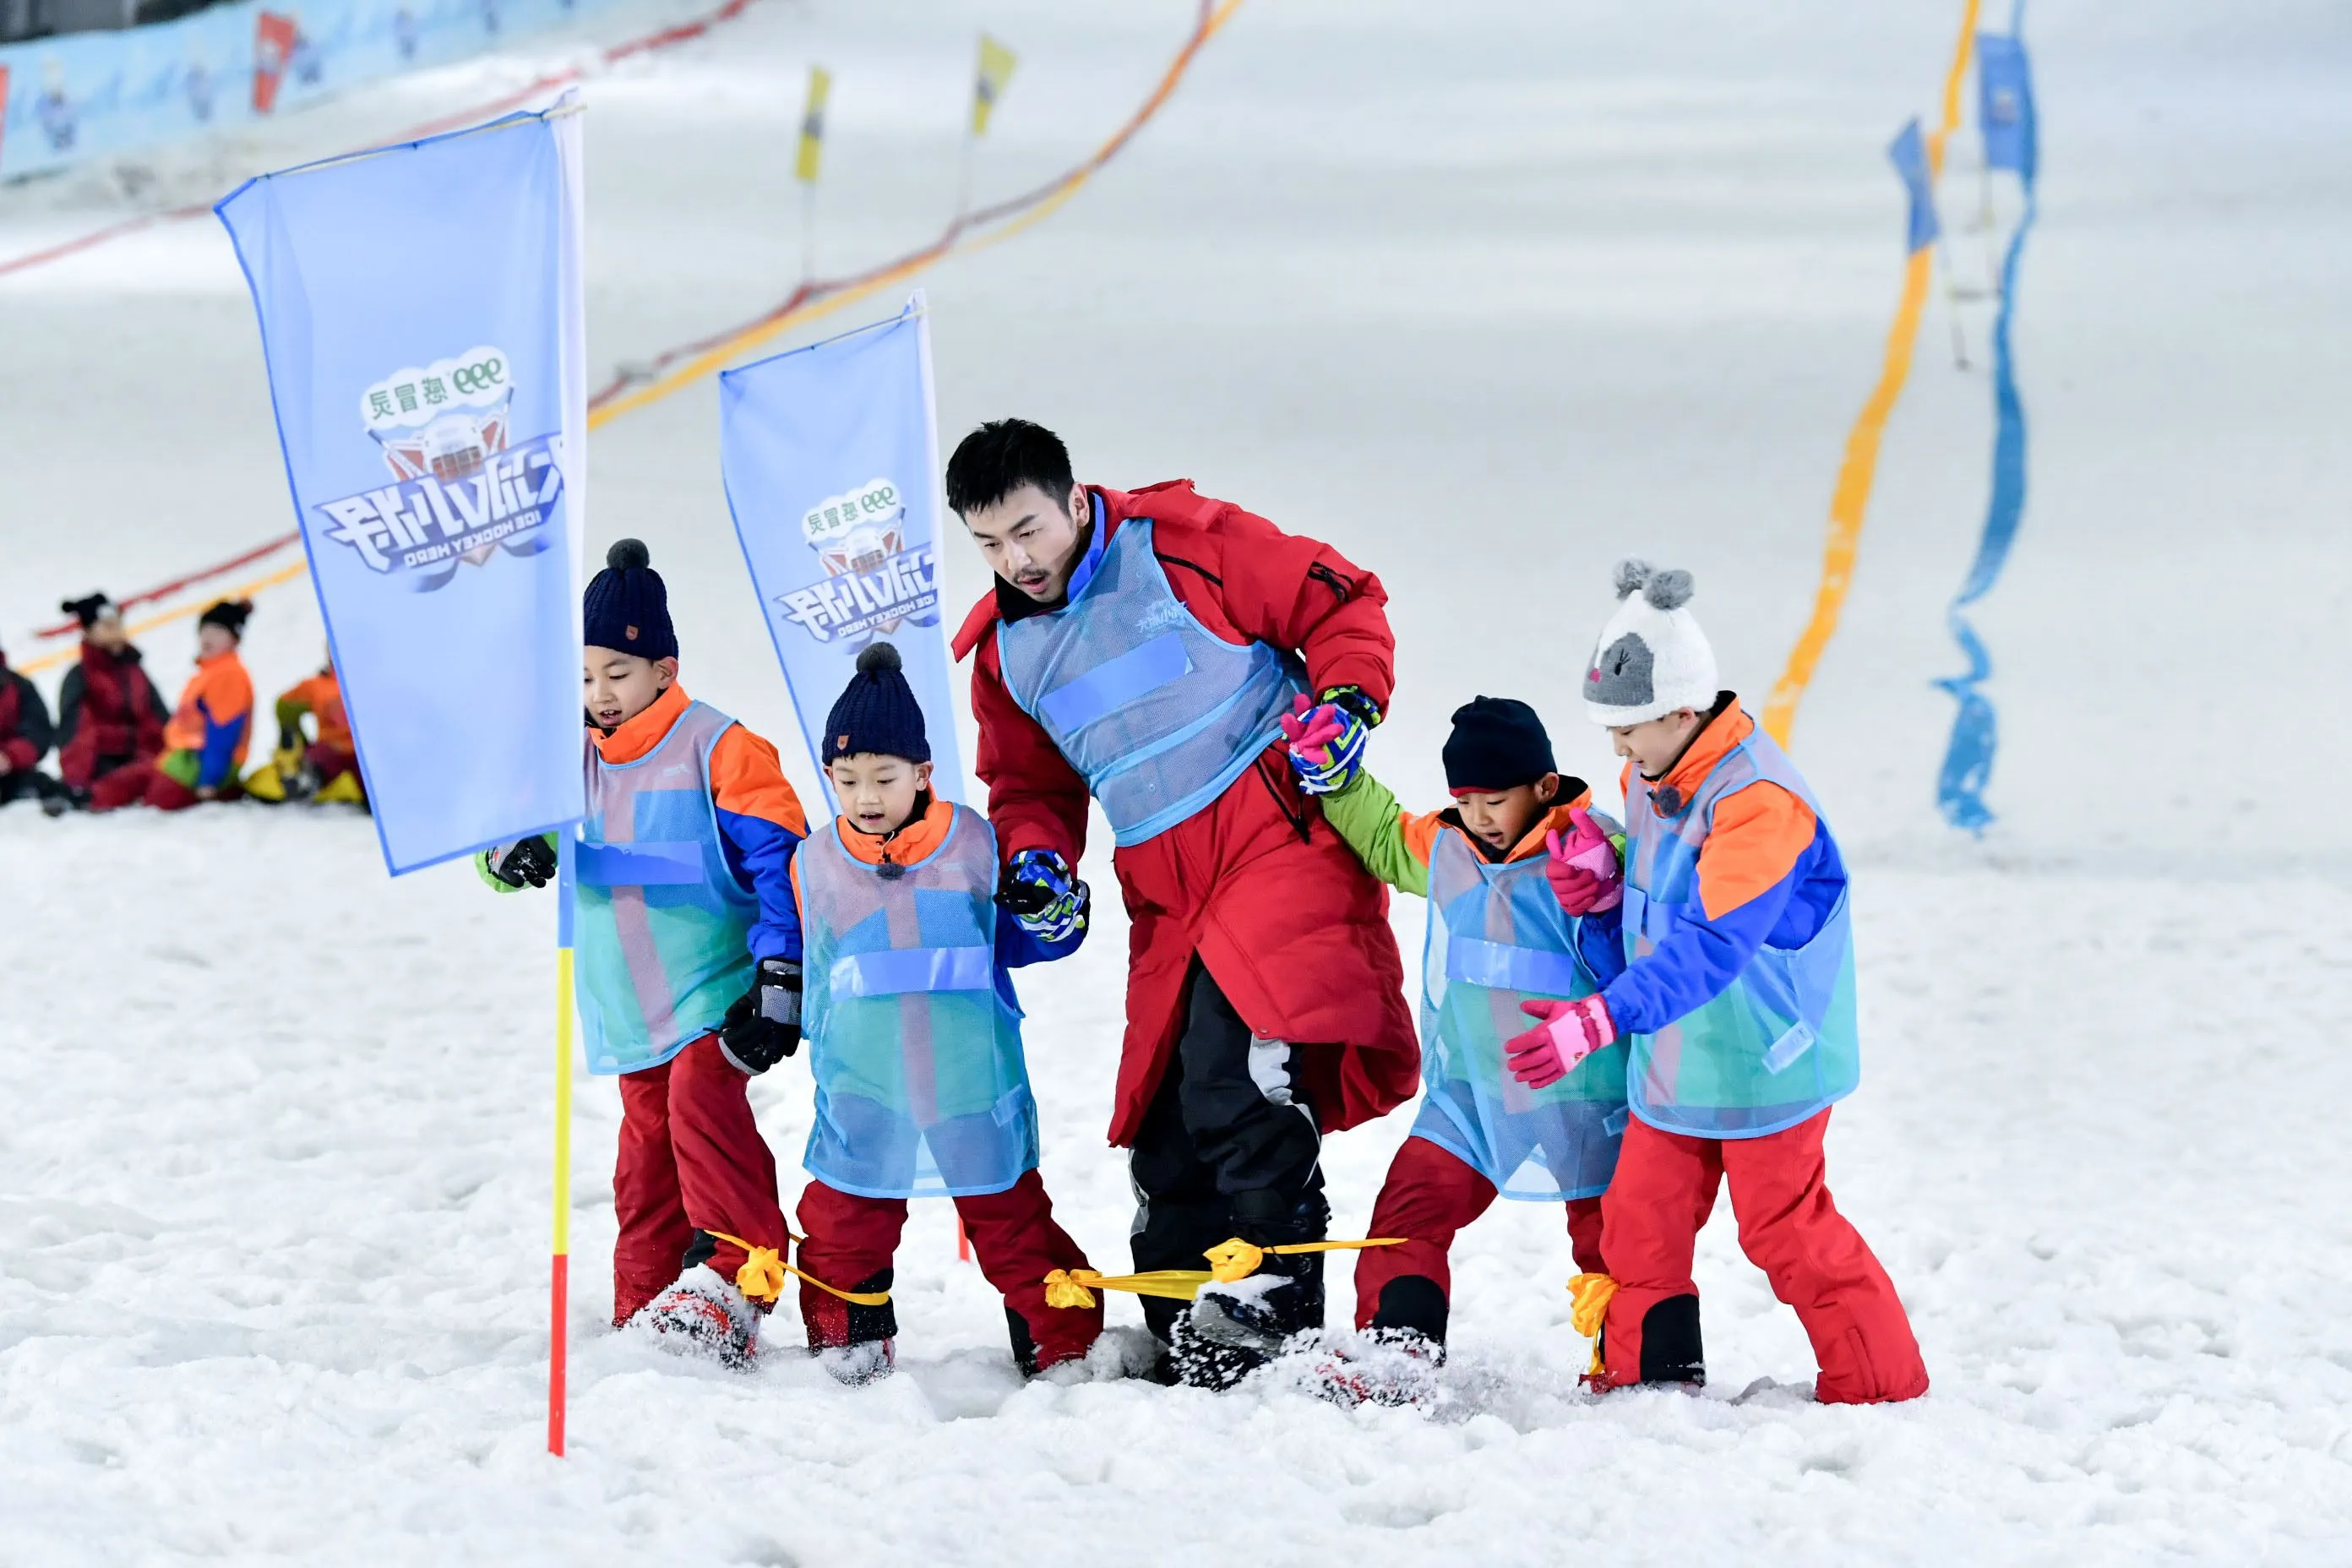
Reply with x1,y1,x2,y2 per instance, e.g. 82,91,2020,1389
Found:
1545,807,1623,916
1504,994,1617,1088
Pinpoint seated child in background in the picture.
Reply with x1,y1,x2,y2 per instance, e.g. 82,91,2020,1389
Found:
54,592,170,810
1303,694,1633,1358
92,598,255,812
481,541,806,1368
0,639,71,815
246,655,365,805
791,641,1102,1386
1520,559,1927,1402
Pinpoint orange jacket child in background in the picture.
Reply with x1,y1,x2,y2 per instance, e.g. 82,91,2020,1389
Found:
480,542,808,1369
246,657,365,806
92,599,255,812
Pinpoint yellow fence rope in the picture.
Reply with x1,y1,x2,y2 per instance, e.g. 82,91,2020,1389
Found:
1761,0,1982,749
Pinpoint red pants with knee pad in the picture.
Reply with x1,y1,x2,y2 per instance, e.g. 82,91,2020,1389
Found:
611,1035,788,1326
795,1169,1103,1371
1598,1109,1927,1403
1353,1134,1604,1334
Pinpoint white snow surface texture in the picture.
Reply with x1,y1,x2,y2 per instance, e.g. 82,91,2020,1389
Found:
5,0,2352,1562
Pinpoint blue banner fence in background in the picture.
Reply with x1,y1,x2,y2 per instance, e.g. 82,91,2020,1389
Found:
0,0,615,182
717,292,969,806
218,96,587,874
1934,18,2039,834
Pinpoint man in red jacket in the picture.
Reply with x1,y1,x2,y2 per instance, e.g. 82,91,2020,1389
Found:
947,419,1418,1386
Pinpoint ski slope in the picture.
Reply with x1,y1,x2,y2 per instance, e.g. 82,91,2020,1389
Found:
4,1,2351,1562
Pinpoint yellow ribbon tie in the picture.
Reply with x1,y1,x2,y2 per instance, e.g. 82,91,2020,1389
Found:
1043,1267,1216,1309
1203,1236,1405,1284
1567,1271,1620,1377
709,1230,890,1308
1043,1237,1407,1307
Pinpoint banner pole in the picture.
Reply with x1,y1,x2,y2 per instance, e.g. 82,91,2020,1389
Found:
550,833,575,1456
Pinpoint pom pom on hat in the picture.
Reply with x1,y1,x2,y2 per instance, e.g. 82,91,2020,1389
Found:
824,640,930,765
584,538,678,662
1584,558,1718,726
61,593,113,629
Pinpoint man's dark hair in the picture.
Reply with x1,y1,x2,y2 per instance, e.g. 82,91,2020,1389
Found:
945,418,1074,517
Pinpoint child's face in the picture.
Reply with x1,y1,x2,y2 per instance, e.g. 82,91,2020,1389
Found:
88,609,128,653
196,623,237,660
1453,774,1560,853
583,647,675,731
827,754,933,835
1609,710,1702,778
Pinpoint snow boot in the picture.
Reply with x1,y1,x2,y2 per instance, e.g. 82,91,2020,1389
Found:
1304,1327,1444,1409
817,1338,895,1386
314,770,365,806
635,1264,758,1369
1173,1189,1330,1391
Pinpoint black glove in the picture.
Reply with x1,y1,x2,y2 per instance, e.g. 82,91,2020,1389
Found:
718,958,802,1075
487,835,557,889
1318,683,1383,730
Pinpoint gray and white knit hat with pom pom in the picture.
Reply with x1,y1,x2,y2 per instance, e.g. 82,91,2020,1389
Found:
1583,558,1719,726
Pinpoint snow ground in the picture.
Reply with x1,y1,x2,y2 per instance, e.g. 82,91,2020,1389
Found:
5,0,2352,1562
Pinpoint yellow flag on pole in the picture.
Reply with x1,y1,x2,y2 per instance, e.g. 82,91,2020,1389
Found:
796,65,831,184
972,34,1017,136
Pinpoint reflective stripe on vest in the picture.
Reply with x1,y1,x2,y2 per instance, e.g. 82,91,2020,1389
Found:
572,700,758,1076
798,806,1038,1200
995,517,1306,847
1412,823,1630,1200
1620,724,1860,1138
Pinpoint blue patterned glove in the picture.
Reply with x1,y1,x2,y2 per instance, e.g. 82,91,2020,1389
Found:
1278,685,1379,796
998,849,1090,942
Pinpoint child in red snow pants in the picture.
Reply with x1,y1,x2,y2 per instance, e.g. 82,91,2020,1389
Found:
1598,1109,1927,1403
611,1035,790,1326
1353,1136,1606,1335
796,1170,1102,1373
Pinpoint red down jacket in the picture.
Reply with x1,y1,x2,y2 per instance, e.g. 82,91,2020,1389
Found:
954,480,1420,1146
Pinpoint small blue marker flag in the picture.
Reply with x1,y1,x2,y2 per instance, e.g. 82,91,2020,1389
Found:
218,97,588,874
1888,117,1941,253
1976,32,2038,178
717,292,968,803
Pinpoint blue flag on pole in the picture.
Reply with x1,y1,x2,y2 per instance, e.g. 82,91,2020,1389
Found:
218,97,588,874
1976,33,2038,178
1888,117,1941,253
1935,28,2039,834
717,293,967,802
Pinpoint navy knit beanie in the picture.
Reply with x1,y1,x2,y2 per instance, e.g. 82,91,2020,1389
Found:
583,539,678,662
1443,696,1555,792
823,642,930,765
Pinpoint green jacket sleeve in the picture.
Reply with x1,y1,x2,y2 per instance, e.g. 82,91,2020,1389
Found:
1319,767,1429,899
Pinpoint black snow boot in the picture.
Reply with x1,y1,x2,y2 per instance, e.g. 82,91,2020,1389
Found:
1174,1188,1330,1391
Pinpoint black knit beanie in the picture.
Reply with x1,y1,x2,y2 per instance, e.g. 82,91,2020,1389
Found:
583,539,678,661
61,593,113,630
823,642,929,765
1442,695,1555,792
198,598,253,640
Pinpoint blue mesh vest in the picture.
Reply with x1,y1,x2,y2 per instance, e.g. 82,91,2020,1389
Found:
798,806,1037,1200
1620,724,1859,1137
995,517,1306,847
1413,821,1631,1200
574,700,760,1076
